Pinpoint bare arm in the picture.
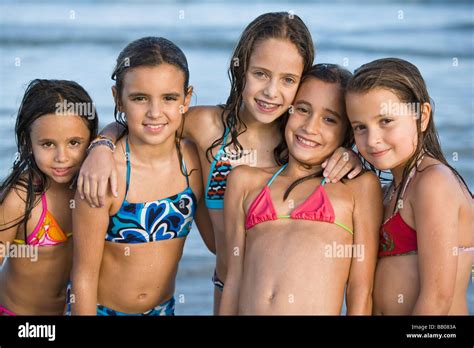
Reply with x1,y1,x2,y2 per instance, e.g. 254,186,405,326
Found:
76,122,125,207
0,189,24,267
322,147,363,183
194,199,216,254
346,172,382,315
70,190,111,315
218,167,247,315
411,168,459,315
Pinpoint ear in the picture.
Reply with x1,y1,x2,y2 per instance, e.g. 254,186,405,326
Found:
420,102,431,132
181,85,193,114
111,86,122,112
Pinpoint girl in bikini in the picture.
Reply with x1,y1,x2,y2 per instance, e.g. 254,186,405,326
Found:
220,64,382,315
345,58,473,314
75,12,362,314
71,37,202,315
0,79,98,315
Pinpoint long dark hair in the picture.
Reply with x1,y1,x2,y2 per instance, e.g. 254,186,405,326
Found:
346,57,472,211
206,12,315,162
273,64,354,200
111,36,192,177
0,79,98,237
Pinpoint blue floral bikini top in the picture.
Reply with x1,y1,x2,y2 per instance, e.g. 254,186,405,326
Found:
105,137,197,244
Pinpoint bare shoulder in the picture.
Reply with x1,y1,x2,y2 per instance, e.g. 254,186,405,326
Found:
345,170,381,195
0,184,33,240
227,165,272,194
414,159,470,203
185,105,225,141
0,185,28,222
180,138,201,169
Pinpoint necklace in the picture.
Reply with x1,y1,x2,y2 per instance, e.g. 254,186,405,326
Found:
385,181,401,202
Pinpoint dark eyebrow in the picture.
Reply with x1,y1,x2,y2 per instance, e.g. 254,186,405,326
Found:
163,93,181,98
323,107,342,119
128,92,181,98
38,137,87,142
294,100,312,108
350,114,388,124
250,66,300,79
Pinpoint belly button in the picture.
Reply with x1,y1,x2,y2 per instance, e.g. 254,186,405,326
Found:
268,293,275,302
137,293,147,300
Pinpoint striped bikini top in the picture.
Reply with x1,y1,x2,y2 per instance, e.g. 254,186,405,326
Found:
205,128,232,209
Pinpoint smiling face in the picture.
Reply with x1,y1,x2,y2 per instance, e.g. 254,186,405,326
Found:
241,38,304,124
115,64,191,145
30,114,91,184
285,77,348,166
346,88,421,171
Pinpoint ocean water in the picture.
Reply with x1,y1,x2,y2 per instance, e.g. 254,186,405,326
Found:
0,0,472,315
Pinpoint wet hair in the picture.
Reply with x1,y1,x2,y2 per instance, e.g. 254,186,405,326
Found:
273,64,354,200
206,12,315,163
111,36,192,177
346,57,472,209
0,79,98,237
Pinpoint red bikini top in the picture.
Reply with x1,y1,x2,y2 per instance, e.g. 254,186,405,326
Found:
379,165,419,257
244,164,353,235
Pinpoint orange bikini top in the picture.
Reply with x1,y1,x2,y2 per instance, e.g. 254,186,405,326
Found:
14,193,71,247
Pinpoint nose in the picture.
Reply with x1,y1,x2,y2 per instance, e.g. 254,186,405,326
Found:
263,78,278,99
302,114,321,135
147,100,161,118
366,127,382,147
54,146,69,163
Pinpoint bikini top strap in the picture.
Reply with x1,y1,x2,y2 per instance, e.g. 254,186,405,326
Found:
26,193,47,245
124,137,131,199
267,164,288,187
41,192,48,211
223,127,230,143
181,157,190,188
220,127,230,154
399,155,424,200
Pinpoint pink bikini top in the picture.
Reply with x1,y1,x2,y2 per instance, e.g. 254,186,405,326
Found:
244,164,353,234
13,193,71,247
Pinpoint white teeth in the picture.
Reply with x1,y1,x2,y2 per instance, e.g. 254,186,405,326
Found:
257,100,278,109
146,124,164,129
296,135,318,147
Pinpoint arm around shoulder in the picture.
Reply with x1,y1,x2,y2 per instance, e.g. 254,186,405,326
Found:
346,171,382,315
218,166,250,315
70,188,113,315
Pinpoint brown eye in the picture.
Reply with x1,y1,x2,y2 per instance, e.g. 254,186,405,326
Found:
353,125,366,132
324,117,337,124
42,142,54,148
296,106,309,114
